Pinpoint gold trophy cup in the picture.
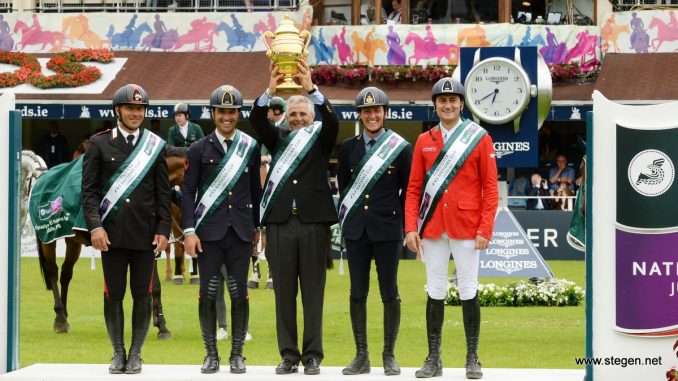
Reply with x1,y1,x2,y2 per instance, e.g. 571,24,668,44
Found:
263,16,311,95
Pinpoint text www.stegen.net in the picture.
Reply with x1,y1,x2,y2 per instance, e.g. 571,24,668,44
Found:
574,356,662,367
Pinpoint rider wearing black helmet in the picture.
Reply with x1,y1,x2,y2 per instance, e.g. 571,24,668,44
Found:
167,102,205,148
181,84,262,375
337,86,412,376
82,84,171,375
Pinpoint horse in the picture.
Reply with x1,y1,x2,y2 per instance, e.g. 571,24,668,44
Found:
61,15,111,49
310,30,336,65
13,20,65,52
351,30,387,66
601,24,630,53
107,22,152,49
563,30,600,71
171,22,217,52
405,32,458,65
331,28,354,65
649,16,678,52
457,25,490,48
141,29,179,52
215,21,258,51
24,146,187,338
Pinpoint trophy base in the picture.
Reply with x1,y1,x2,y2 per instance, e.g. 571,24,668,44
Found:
275,82,304,96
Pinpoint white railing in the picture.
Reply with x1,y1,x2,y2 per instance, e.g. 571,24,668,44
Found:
29,0,297,13
506,195,577,211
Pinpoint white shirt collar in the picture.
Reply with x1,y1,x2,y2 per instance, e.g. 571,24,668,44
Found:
117,125,140,144
213,128,233,147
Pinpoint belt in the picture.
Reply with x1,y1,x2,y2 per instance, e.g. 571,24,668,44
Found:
291,207,298,215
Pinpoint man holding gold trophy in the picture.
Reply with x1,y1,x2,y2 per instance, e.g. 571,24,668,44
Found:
251,22,339,373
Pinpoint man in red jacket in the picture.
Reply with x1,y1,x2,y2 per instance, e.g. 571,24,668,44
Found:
404,78,498,379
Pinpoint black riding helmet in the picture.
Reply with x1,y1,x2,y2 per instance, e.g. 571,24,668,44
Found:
431,77,465,103
174,103,190,116
210,85,243,109
112,84,149,108
355,86,389,110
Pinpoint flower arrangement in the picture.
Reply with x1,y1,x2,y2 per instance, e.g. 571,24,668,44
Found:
445,278,584,307
311,64,455,85
549,62,600,84
0,49,114,89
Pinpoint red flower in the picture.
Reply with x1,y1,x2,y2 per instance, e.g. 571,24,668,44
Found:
0,48,114,89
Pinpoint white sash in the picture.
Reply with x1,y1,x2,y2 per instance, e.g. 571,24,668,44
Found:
194,130,256,229
100,129,165,223
338,130,408,231
417,121,486,234
260,121,322,223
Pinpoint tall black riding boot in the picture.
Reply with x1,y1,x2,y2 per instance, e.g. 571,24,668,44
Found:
462,294,482,379
200,298,220,373
229,298,248,373
415,297,444,378
125,296,151,374
342,300,370,375
104,298,126,374
382,298,401,376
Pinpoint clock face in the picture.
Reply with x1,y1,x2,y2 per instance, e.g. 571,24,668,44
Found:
465,57,531,125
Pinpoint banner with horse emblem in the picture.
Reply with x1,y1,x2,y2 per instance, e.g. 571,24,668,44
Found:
616,124,678,335
29,156,87,244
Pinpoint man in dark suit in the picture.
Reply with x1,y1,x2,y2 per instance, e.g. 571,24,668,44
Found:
336,87,412,376
526,173,552,210
249,60,339,375
181,85,262,374
81,84,171,375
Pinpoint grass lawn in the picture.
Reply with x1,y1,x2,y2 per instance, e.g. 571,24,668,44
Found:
19,257,585,370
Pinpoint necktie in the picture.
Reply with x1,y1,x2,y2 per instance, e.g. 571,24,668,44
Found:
368,139,376,148
225,139,233,151
126,134,135,149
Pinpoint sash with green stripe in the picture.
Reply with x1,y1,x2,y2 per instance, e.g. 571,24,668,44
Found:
99,129,165,223
417,120,486,234
338,130,408,232
194,130,257,229
260,121,322,223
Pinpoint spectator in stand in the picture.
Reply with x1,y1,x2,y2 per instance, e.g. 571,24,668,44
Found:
360,0,386,24
552,179,575,211
538,124,561,164
548,154,576,193
387,0,402,24
37,121,70,168
525,174,551,210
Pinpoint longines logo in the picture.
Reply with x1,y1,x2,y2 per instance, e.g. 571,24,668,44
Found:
628,149,675,197
493,142,530,159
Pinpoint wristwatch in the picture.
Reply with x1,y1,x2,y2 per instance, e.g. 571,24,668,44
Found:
307,84,318,95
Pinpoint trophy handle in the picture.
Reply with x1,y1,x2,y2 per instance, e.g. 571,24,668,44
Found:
300,30,311,55
263,31,275,51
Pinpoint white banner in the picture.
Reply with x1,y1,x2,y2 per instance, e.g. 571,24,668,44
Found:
591,90,678,380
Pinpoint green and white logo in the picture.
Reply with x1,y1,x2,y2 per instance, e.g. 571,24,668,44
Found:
628,149,675,197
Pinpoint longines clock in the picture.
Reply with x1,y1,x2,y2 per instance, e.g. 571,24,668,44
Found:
464,48,538,132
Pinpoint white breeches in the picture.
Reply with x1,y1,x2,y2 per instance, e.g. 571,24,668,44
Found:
422,235,479,301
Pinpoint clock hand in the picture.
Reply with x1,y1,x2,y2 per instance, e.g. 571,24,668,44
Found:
479,91,495,102
490,88,499,105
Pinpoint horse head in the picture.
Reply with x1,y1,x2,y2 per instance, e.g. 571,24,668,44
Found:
13,20,27,34
106,25,114,39
405,32,418,45
331,34,339,47
649,16,661,30
253,20,268,34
